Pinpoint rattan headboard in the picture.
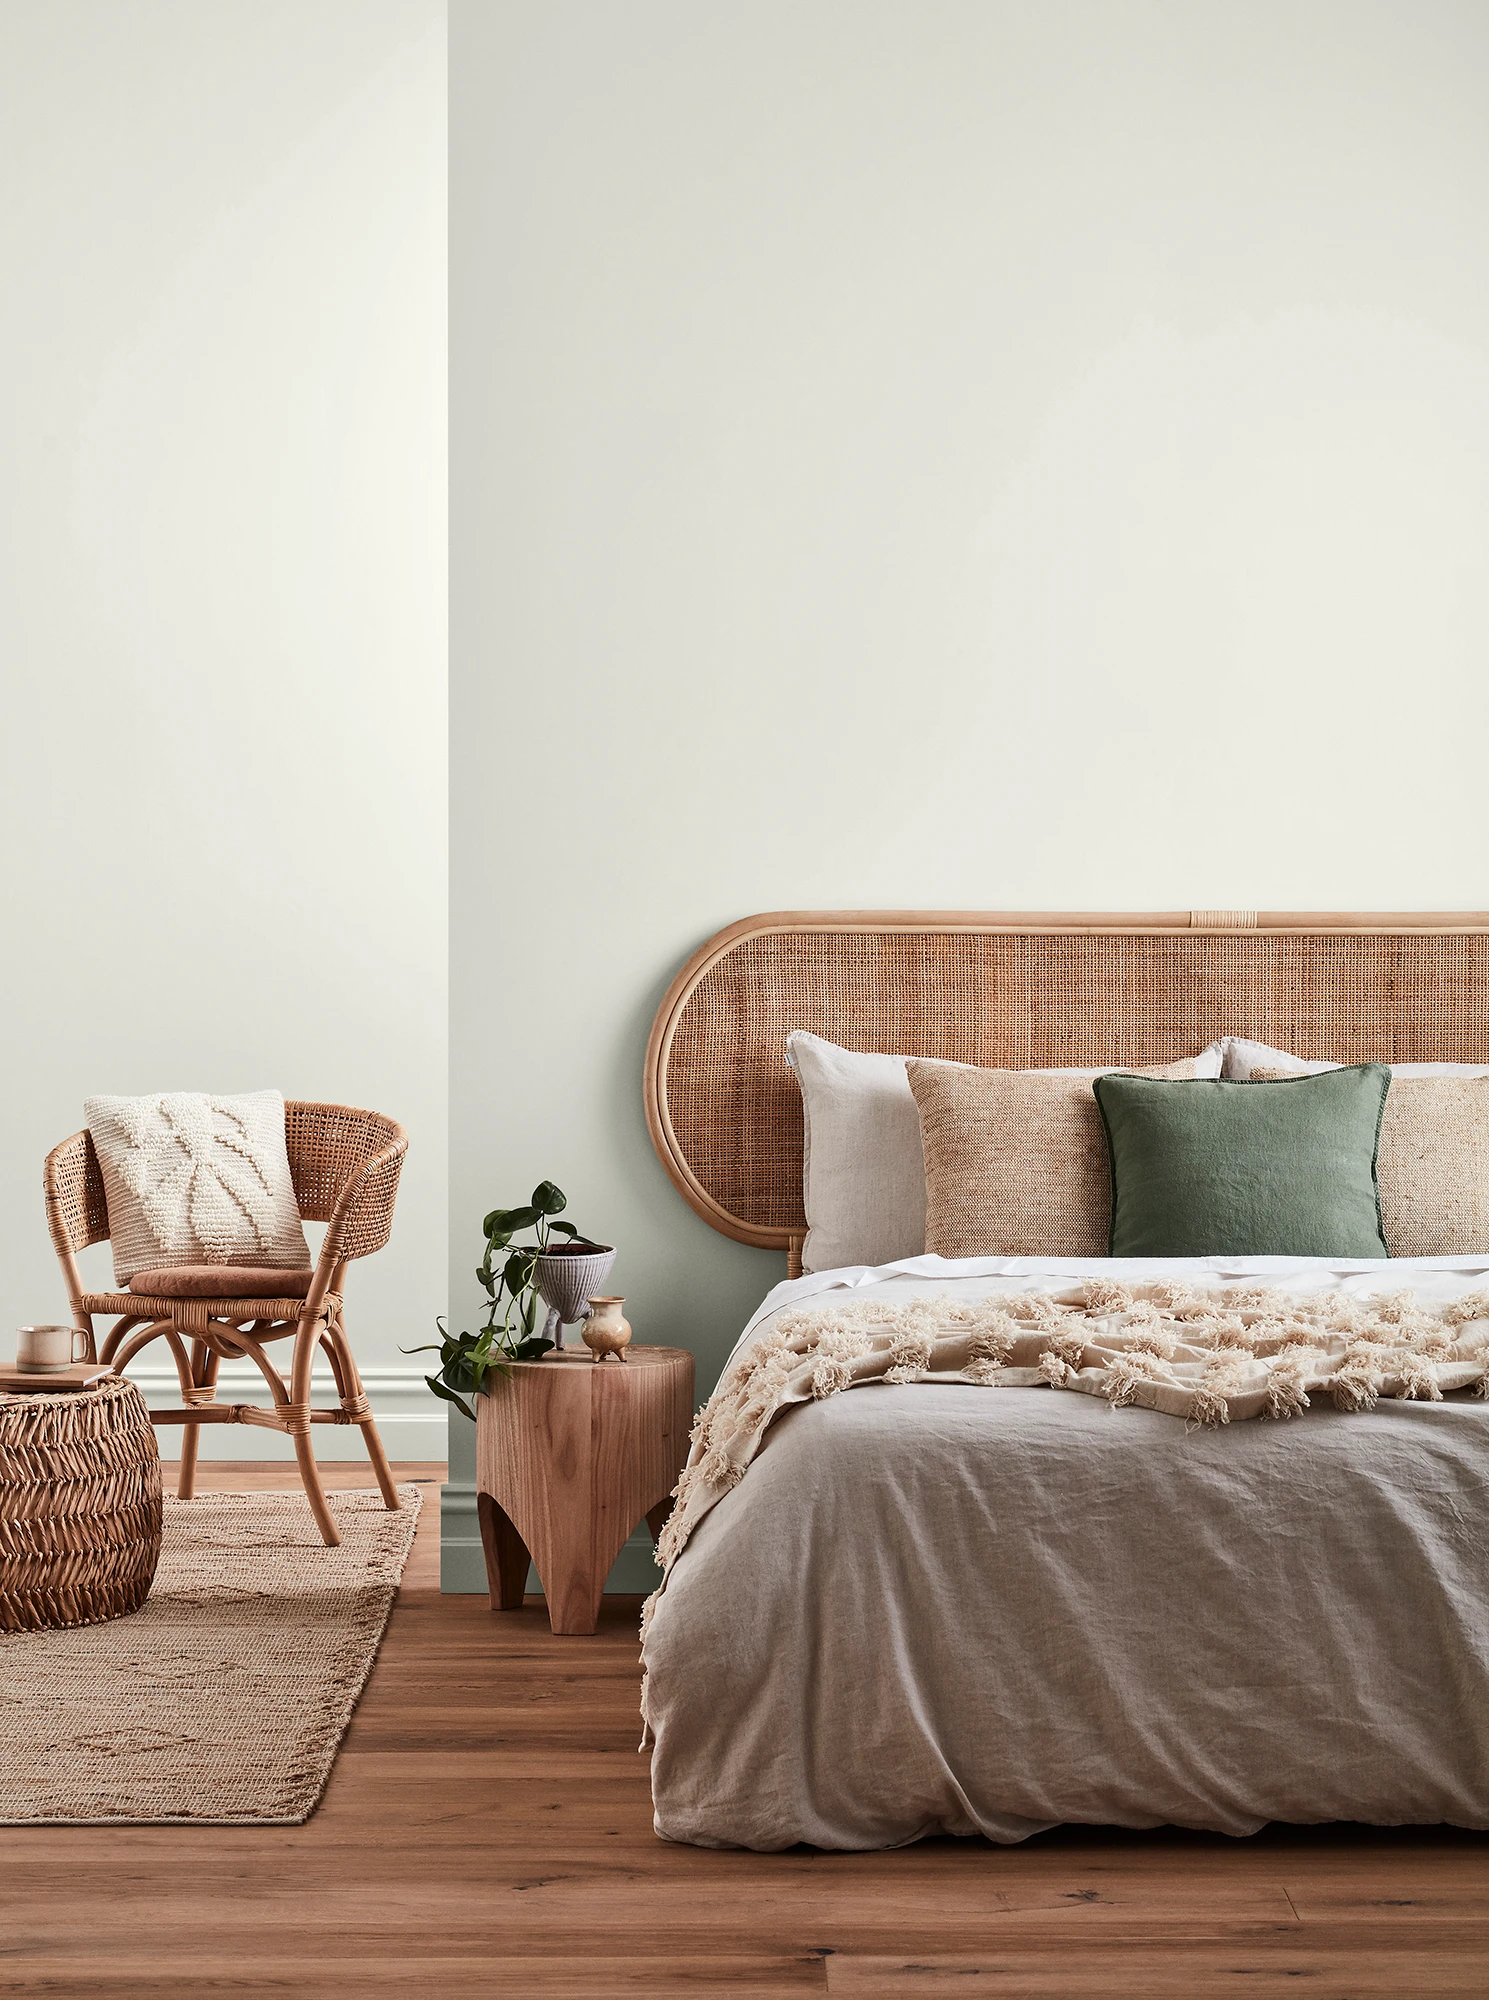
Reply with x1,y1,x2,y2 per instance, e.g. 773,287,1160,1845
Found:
644,908,1489,1262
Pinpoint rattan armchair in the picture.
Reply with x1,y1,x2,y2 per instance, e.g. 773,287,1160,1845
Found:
43,1103,408,1547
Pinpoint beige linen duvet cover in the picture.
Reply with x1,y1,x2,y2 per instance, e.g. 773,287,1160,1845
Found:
642,1255,1489,1851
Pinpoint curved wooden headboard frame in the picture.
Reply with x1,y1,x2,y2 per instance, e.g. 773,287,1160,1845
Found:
644,909,1489,1276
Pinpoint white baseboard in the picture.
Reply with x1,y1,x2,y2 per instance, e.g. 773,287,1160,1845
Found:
439,1479,662,1596
124,1361,445,1461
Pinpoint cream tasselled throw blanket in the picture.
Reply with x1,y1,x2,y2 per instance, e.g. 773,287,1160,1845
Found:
641,1278,1489,1641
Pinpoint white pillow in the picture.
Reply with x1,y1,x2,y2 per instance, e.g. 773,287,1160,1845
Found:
1220,1036,1489,1080
785,1032,1224,1275
85,1090,311,1286
1220,1037,1337,1079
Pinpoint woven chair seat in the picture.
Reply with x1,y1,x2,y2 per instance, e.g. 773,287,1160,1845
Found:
80,1291,334,1326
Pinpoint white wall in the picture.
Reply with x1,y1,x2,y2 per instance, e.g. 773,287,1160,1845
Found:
0,0,447,1458
449,0,1489,1584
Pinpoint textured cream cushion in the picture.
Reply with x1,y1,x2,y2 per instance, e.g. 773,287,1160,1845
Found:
1251,1068,1489,1257
787,1033,1223,1273
85,1090,311,1286
907,1058,1201,1258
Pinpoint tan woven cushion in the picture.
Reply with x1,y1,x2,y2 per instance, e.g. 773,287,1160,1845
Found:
907,1059,1199,1258
1251,1070,1489,1257
127,1265,315,1299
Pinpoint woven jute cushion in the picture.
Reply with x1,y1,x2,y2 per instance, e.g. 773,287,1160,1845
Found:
0,1377,162,1632
907,1058,1198,1258
1253,1069,1489,1257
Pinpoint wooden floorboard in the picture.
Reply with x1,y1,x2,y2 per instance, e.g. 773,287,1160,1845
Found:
0,1463,1484,1997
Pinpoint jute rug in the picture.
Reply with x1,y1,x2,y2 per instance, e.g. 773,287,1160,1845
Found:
0,1483,421,1825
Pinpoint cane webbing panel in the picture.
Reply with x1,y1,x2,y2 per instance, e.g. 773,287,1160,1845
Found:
646,916,1489,1249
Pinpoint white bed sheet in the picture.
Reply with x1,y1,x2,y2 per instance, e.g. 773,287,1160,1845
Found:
644,1255,1489,1851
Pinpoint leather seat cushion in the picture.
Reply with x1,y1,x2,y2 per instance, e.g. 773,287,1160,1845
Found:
128,1265,316,1299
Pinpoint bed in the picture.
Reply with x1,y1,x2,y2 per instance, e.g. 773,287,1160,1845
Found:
638,909,1489,1850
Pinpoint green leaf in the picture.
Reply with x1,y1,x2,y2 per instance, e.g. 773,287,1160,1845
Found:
425,1374,475,1421
404,1313,457,1359
509,1335,554,1360
531,1181,567,1216
503,1248,537,1291
546,1220,579,1239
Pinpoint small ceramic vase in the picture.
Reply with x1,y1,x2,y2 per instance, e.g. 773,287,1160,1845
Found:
533,1245,616,1350
582,1297,631,1363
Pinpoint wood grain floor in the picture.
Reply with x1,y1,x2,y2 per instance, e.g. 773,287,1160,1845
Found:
3,1463,1485,1998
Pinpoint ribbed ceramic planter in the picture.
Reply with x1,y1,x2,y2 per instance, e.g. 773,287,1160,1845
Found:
533,1245,616,1349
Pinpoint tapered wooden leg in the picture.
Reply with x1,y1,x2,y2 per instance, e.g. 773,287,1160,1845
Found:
543,1565,606,1637
477,1491,532,1611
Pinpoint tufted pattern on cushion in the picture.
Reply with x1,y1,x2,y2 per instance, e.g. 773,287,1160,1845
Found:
84,1091,311,1285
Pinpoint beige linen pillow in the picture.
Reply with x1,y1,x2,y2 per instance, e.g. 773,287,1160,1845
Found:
1252,1069,1489,1257
907,1059,1199,1258
84,1089,311,1286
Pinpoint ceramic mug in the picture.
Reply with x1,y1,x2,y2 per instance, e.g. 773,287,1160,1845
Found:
15,1325,90,1373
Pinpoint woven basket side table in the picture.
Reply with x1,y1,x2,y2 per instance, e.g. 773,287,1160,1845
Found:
0,1376,163,1632
476,1345,695,1636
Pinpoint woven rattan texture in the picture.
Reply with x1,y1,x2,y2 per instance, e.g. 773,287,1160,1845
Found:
665,928,1489,1236
0,1378,162,1632
43,1130,109,1257
284,1103,406,1256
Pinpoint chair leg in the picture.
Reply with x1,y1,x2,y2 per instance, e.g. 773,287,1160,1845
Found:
359,1414,400,1512
293,1428,341,1547
176,1340,218,1501
290,1314,340,1548
177,1422,201,1501
328,1317,400,1511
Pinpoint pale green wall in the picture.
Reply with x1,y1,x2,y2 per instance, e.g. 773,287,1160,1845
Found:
445,0,1489,1586
0,0,448,1463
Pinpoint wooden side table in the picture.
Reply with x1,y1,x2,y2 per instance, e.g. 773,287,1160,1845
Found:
475,1345,694,1636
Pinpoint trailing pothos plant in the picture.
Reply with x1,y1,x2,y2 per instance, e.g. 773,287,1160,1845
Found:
410,1181,596,1420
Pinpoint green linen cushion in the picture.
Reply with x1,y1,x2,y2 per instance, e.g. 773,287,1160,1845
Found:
1091,1066,1391,1259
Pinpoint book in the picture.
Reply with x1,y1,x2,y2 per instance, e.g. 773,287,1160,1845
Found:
0,1362,117,1395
